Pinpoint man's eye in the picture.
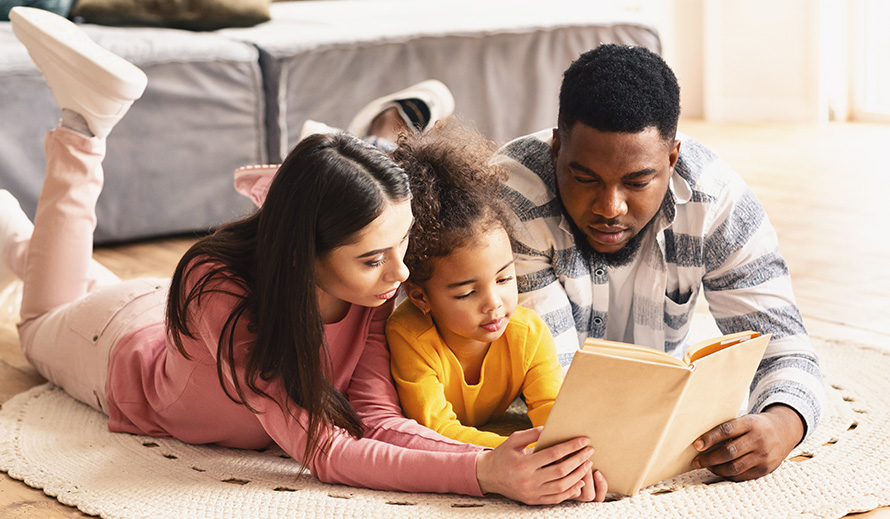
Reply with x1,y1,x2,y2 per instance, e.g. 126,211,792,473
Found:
455,292,473,300
574,176,596,184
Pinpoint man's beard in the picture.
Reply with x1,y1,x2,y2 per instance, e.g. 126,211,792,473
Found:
566,215,653,268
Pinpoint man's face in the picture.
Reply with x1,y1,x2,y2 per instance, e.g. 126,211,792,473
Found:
552,123,679,254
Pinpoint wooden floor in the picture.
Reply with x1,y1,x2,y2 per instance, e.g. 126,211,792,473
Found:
1,120,888,517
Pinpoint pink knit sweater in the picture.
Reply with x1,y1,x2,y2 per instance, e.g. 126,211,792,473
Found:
105,263,483,495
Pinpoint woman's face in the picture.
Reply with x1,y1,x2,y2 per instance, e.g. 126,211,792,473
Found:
315,200,413,316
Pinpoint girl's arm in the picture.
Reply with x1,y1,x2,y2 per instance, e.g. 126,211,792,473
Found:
380,310,508,448
346,303,497,451
518,309,564,427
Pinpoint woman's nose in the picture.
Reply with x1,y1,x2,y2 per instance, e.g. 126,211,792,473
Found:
387,256,410,283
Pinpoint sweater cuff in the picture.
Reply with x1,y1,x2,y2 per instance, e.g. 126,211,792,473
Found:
750,390,822,442
460,451,485,496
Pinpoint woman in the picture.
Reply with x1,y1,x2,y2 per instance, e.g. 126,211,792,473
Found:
2,6,597,505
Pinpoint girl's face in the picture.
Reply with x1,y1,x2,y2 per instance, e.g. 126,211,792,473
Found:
409,226,518,353
316,200,413,318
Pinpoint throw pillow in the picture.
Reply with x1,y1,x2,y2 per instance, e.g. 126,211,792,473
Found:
1,0,76,21
69,0,272,31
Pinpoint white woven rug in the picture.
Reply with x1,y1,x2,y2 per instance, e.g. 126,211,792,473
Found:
1,338,888,519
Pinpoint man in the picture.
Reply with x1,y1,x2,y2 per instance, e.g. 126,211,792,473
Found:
495,44,825,482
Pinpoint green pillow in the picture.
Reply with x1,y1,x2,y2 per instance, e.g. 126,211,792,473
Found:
1,0,76,21
69,0,271,31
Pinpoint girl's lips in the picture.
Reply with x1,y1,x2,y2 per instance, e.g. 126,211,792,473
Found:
377,286,400,300
480,317,506,333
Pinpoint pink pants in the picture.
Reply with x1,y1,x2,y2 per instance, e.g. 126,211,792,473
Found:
16,127,167,414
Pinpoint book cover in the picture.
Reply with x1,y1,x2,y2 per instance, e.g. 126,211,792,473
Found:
535,331,771,496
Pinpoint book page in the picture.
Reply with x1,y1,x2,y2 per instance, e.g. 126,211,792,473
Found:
644,334,771,487
583,339,688,368
683,330,761,364
536,348,693,496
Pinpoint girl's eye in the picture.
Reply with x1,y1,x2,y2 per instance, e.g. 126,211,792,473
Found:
497,276,514,284
455,291,474,300
366,258,385,268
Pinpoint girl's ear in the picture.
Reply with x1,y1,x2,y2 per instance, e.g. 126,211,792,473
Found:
404,282,431,314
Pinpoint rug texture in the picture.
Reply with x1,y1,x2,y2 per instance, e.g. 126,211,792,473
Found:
1,338,888,519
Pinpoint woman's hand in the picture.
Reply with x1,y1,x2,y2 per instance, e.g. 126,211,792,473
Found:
574,466,608,502
475,427,606,505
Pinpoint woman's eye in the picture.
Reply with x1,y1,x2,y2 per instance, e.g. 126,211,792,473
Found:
497,276,514,284
366,258,385,268
455,292,473,300
627,181,650,188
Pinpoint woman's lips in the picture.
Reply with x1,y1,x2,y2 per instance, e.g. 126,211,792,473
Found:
377,286,400,300
480,317,506,332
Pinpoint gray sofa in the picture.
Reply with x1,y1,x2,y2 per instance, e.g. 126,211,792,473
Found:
0,0,660,243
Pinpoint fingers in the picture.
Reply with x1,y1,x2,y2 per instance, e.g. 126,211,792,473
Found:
593,470,609,502
537,445,593,482
694,433,756,469
694,417,751,452
535,474,587,505
703,452,769,480
530,435,591,466
503,426,543,450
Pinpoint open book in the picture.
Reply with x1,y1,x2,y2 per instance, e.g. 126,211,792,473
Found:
535,331,771,496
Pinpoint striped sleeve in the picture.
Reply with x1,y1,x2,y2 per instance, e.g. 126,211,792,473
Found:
697,158,825,436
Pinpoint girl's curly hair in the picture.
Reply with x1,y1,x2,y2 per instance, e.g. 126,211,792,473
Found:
391,117,513,285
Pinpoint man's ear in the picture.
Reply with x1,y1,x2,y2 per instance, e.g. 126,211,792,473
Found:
669,138,681,170
404,281,431,314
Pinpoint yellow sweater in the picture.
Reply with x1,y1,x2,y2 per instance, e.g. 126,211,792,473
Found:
386,301,563,448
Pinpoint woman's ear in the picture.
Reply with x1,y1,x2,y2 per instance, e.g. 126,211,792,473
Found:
404,281,431,314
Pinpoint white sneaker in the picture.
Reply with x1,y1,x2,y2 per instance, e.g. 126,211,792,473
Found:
298,119,341,142
0,190,34,297
9,6,148,138
347,79,455,138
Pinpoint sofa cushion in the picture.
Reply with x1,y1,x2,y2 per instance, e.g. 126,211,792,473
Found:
221,0,661,162
0,24,265,242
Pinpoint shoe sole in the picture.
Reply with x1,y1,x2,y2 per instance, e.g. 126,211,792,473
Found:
347,79,455,137
10,7,147,103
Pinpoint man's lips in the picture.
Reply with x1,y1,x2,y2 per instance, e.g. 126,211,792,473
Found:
480,317,506,333
587,225,629,245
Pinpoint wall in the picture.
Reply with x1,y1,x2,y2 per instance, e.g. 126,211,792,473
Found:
634,0,844,123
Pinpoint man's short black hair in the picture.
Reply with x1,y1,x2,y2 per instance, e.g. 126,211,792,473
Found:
558,44,680,141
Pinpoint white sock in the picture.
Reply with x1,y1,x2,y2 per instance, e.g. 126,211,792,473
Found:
61,109,95,137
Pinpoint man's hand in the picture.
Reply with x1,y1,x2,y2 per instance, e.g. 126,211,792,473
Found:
692,405,805,481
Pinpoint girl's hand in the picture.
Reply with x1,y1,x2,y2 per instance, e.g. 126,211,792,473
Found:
475,427,596,505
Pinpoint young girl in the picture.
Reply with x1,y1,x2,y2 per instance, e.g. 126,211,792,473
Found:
385,121,565,439
2,6,599,506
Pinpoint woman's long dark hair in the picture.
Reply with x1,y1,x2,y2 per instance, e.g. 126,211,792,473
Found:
166,132,411,465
